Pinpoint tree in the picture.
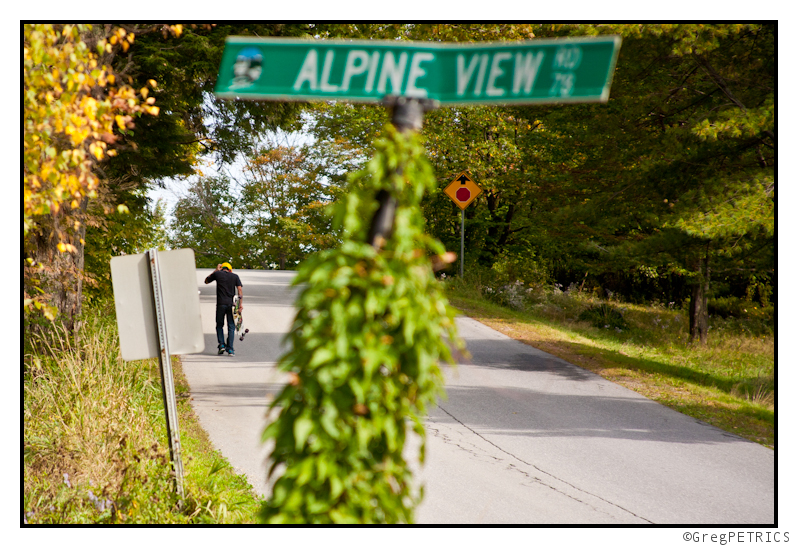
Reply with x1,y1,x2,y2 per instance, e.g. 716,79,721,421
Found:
90,23,317,276
170,139,348,269
421,105,555,276
25,23,321,331
114,24,311,167
301,99,554,281
529,24,774,342
296,25,590,283
291,25,774,345
169,175,250,268
239,144,340,269
23,24,164,329
83,193,169,305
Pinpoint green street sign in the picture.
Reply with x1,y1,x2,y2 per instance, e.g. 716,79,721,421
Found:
215,36,621,105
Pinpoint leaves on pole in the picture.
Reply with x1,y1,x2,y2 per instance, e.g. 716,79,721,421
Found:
260,125,462,524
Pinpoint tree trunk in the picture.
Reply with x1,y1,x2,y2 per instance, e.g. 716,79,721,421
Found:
480,191,515,266
688,246,710,345
28,201,88,335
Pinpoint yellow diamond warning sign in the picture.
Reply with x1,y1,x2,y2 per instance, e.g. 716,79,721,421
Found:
444,172,482,210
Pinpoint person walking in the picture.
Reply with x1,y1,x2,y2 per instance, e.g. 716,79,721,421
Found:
205,262,243,356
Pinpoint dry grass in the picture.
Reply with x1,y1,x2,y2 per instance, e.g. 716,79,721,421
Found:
24,307,262,524
24,316,180,522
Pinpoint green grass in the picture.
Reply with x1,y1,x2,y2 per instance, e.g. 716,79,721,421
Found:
23,304,263,524
444,276,774,448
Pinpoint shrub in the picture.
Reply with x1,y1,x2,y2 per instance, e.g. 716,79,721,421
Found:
578,303,628,330
709,296,747,318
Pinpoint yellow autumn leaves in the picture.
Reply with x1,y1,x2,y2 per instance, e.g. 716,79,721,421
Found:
24,24,159,238
23,24,175,319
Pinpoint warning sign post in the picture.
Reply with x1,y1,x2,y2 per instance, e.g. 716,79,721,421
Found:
444,172,482,277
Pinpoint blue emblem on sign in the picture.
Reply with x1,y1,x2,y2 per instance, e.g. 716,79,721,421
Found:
231,47,263,89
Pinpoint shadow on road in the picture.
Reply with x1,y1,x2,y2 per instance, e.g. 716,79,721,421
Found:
195,332,291,363
182,332,292,411
187,380,287,409
462,337,595,382
436,384,749,445
456,331,773,447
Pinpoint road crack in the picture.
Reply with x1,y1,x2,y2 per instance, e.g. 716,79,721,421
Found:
435,404,655,524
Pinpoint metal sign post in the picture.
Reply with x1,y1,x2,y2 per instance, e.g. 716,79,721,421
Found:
147,248,185,499
461,209,465,278
110,248,204,500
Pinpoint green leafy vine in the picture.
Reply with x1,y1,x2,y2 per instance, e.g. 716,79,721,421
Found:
260,124,462,524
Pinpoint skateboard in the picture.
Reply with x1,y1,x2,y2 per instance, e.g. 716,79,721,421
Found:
232,296,250,342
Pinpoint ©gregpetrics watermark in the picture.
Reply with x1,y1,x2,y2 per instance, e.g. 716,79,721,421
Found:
683,532,789,545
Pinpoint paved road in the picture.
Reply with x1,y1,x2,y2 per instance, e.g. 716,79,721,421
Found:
181,269,774,524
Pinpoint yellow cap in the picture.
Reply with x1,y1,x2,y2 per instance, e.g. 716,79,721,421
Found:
221,262,232,271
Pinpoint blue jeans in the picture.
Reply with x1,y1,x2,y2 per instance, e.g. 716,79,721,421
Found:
215,304,236,351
